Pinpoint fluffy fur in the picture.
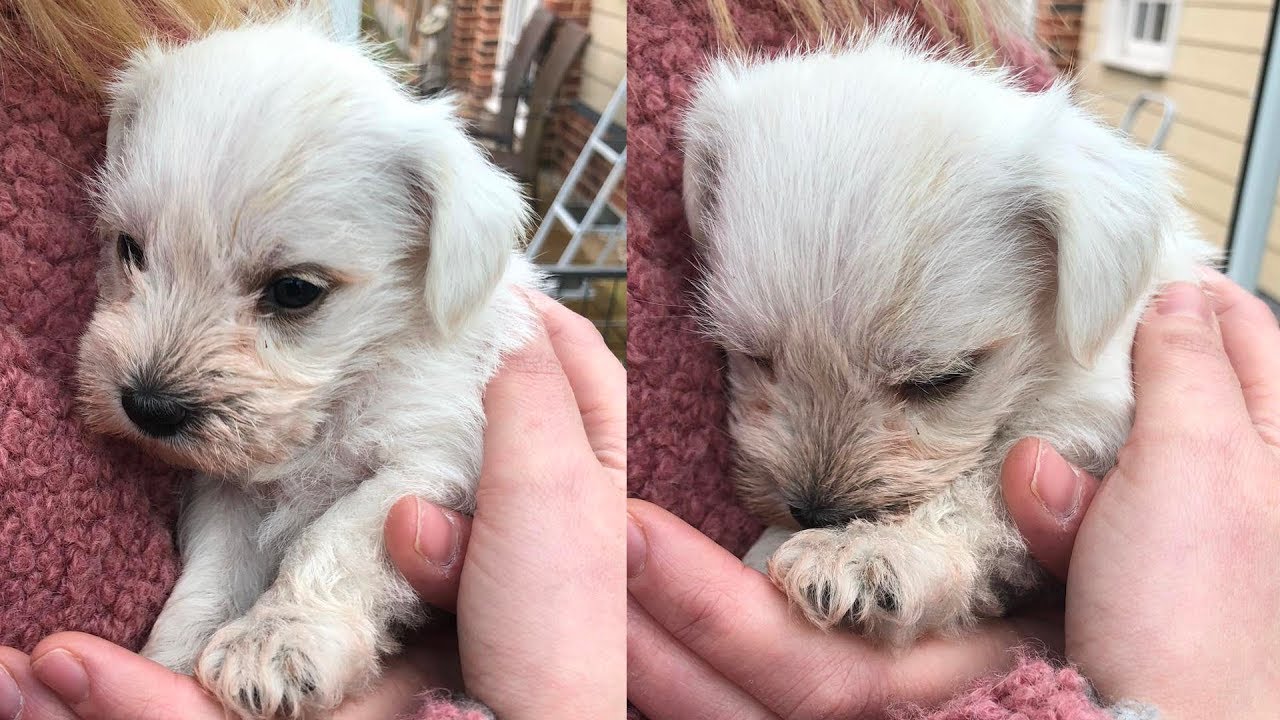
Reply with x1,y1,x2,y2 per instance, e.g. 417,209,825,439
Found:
682,28,1217,645
76,15,538,719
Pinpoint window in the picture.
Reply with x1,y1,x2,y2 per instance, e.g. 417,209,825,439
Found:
1103,0,1181,76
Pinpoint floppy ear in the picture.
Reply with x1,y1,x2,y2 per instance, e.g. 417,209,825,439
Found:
682,128,721,245
682,60,741,245
1035,96,1177,367
104,43,167,162
407,101,528,337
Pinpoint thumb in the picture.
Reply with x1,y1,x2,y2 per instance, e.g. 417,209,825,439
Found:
1001,438,1100,582
385,496,473,612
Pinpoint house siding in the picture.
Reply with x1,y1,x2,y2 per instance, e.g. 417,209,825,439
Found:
1076,0,1280,294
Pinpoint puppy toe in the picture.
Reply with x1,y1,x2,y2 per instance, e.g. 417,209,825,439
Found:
196,608,366,719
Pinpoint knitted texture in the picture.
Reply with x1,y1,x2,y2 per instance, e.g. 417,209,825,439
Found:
0,62,183,653
892,654,1115,720
0,34,487,720
625,0,1058,558
409,691,497,720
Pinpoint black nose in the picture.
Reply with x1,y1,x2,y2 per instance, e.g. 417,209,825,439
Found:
788,503,881,529
789,503,841,529
120,387,190,437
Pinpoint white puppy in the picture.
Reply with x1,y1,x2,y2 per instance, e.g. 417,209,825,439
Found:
682,28,1217,646
77,15,537,718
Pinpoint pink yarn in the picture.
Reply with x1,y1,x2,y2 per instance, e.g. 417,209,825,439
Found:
894,654,1113,720
0,62,183,654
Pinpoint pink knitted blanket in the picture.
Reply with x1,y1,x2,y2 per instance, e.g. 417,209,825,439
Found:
624,0,1107,716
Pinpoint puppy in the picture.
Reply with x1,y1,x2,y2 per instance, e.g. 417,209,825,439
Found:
77,15,537,718
682,28,1217,646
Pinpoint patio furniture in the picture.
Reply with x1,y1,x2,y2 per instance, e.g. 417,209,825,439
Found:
488,19,590,190
472,7,558,150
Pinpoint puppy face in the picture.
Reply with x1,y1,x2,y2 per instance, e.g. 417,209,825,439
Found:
683,31,1180,529
78,19,526,479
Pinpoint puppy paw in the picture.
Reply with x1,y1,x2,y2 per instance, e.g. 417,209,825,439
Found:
768,524,974,644
195,606,376,719
140,637,199,676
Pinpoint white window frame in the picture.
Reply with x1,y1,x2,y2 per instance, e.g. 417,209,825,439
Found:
1101,0,1183,77
485,0,542,115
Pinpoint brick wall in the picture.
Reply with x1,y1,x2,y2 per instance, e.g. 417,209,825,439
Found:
553,105,627,212
374,0,620,211
446,0,504,118
1035,0,1084,73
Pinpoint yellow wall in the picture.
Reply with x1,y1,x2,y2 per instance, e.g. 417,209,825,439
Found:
1075,0,1280,292
579,0,626,124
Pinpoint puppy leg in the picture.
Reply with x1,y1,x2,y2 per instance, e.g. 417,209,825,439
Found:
142,478,273,674
768,474,1034,645
195,471,432,719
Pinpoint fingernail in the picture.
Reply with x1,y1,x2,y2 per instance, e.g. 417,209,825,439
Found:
413,499,462,572
0,665,22,720
31,649,88,704
1157,282,1212,322
1028,439,1083,524
627,514,648,579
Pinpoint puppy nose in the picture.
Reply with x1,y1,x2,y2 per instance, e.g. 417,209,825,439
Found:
120,387,190,437
788,503,882,529
789,503,843,529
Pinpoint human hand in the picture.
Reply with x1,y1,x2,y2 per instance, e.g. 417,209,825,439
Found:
625,498,1062,720
385,290,626,719
0,617,464,720
1000,272,1280,718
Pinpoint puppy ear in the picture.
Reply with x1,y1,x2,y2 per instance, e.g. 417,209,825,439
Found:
407,101,528,336
104,43,167,161
682,129,721,245
682,60,740,245
1035,93,1177,367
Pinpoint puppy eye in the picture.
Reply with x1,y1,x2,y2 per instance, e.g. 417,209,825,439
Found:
117,233,144,270
265,277,325,312
746,353,776,381
900,368,973,401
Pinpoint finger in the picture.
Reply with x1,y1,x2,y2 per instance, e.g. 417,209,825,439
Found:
29,633,221,720
1000,438,1101,582
626,500,1030,718
627,597,779,720
1201,270,1280,446
482,316,595,490
526,290,626,480
385,496,473,612
1130,282,1248,439
0,647,78,720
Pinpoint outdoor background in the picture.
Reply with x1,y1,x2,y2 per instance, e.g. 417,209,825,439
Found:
1033,0,1280,302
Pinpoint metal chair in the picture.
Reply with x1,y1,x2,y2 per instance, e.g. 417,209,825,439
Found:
471,8,557,149
488,19,590,190
1121,92,1176,150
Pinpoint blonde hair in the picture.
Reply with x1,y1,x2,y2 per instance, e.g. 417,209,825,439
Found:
708,0,1018,58
0,0,293,91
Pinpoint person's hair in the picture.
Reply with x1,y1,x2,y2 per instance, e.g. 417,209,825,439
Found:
0,0,294,91
707,0,1021,57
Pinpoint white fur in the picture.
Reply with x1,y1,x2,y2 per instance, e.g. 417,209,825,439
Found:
683,28,1217,645
78,14,538,718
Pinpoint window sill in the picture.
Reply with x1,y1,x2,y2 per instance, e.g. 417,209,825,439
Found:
1101,55,1172,79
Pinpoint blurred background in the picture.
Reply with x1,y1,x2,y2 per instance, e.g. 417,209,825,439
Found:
334,0,627,361
1031,0,1280,310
